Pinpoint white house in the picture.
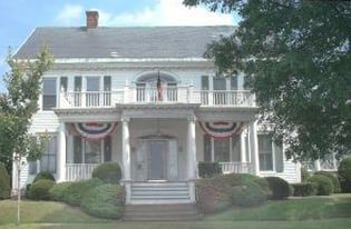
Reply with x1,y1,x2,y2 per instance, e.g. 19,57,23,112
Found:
12,11,304,204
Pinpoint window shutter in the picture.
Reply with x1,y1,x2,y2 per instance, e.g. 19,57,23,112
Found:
274,141,284,172
201,75,209,90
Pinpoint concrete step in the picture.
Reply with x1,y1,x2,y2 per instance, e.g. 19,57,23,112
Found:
123,204,203,221
131,195,190,200
131,190,189,195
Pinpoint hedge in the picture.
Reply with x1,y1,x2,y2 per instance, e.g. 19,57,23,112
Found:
307,175,334,195
0,163,10,199
338,158,351,193
29,179,55,200
92,162,122,184
49,182,73,201
314,171,341,193
231,181,266,207
265,177,291,200
292,183,317,196
81,184,125,219
198,162,222,178
62,178,104,206
33,171,55,183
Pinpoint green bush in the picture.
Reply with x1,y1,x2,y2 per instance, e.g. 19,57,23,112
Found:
0,163,11,199
198,162,222,178
196,176,232,213
81,184,125,219
301,167,310,182
49,182,73,201
338,158,351,193
307,175,334,195
29,179,55,200
265,177,291,200
92,162,121,184
292,183,317,196
231,181,266,207
315,171,341,193
222,173,272,198
33,171,55,183
62,178,104,206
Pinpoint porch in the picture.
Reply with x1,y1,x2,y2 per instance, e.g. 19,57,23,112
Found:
65,162,255,182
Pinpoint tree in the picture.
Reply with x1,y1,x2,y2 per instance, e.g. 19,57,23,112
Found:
183,0,351,161
0,47,53,225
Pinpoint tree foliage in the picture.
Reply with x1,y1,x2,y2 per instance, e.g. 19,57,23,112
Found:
0,47,53,167
184,0,351,161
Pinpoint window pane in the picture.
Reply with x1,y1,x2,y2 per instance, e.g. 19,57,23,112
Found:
42,78,57,110
201,76,209,90
29,161,37,175
204,135,211,162
60,77,68,92
213,78,226,90
85,140,101,163
231,136,241,162
104,76,111,91
258,134,273,171
104,136,112,162
74,76,82,91
40,136,57,173
74,136,82,163
86,77,100,91
231,76,238,90
214,139,230,162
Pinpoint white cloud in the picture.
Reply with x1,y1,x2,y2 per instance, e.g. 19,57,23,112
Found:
56,4,84,26
103,0,233,26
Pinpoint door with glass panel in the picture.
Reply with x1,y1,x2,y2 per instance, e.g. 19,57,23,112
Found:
86,77,100,107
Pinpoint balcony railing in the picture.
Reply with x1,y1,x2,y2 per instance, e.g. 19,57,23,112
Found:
219,162,254,174
59,86,255,109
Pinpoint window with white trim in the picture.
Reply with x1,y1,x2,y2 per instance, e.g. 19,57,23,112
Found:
42,78,57,110
203,135,241,162
73,136,111,163
40,136,57,173
258,134,284,172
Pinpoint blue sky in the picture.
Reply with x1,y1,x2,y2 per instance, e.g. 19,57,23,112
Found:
0,0,238,92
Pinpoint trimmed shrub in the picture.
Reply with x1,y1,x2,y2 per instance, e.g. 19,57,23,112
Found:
315,171,341,193
307,175,334,195
265,177,291,200
81,184,125,219
292,183,317,196
338,158,351,193
29,179,55,200
222,173,272,198
231,181,266,207
301,167,310,182
196,176,232,213
62,178,104,206
198,162,222,178
0,163,11,199
33,171,55,183
49,182,73,201
92,162,122,184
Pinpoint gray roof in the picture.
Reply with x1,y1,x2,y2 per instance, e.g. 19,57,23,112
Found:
14,26,235,59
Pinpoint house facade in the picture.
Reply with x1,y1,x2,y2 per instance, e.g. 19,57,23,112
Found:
12,11,303,204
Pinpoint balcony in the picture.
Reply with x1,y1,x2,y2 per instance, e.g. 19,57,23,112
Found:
58,86,256,109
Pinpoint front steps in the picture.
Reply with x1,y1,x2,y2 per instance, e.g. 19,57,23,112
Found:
130,182,192,204
123,204,202,221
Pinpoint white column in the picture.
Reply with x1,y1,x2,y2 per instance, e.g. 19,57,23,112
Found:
240,129,247,163
187,116,197,202
58,121,66,182
208,75,213,105
249,121,260,175
122,117,131,204
314,159,321,171
122,117,131,180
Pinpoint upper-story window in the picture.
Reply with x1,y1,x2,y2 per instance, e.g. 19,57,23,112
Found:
42,78,57,110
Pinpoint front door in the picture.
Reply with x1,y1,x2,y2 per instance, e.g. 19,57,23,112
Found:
147,140,167,180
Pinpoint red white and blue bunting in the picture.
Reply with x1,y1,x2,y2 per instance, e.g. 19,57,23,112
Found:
199,121,245,139
71,122,118,140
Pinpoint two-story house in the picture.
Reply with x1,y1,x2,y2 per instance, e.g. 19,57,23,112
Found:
12,11,302,204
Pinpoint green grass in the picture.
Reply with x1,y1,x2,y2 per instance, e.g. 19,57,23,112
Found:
206,194,351,221
1,194,351,229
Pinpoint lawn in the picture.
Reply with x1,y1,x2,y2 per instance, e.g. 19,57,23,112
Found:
0,194,351,229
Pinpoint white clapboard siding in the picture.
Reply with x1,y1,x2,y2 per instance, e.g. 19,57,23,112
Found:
12,158,30,193
260,160,301,183
29,111,59,133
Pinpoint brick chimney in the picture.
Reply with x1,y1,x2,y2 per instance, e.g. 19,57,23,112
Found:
86,11,99,29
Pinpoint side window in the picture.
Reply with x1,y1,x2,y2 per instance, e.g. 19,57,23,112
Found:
42,78,57,110
258,134,273,171
60,76,68,93
40,136,57,173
